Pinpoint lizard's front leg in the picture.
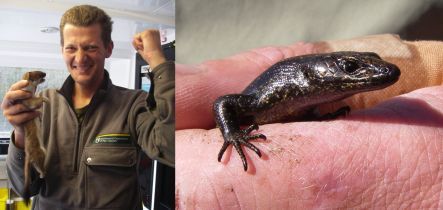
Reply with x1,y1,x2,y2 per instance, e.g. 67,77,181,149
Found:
213,94,266,171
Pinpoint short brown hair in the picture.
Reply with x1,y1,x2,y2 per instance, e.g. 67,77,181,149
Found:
60,5,113,46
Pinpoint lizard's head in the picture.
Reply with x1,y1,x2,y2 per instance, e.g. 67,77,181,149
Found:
307,51,400,93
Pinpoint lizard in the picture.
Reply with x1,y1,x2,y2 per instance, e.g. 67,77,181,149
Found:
20,71,48,204
213,51,401,171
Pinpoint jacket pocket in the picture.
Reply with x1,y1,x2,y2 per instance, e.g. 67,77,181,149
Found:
83,147,139,208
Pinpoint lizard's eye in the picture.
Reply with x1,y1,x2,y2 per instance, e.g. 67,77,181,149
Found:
338,60,360,73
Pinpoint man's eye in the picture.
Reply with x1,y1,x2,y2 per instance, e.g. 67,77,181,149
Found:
85,46,98,51
65,46,75,51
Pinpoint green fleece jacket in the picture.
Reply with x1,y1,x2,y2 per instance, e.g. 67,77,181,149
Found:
6,61,175,209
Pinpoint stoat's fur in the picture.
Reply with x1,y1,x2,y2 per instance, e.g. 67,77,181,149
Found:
21,71,47,205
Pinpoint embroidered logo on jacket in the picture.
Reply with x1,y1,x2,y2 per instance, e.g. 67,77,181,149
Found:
93,134,131,144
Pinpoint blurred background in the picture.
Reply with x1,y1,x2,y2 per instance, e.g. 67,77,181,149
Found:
176,0,443,64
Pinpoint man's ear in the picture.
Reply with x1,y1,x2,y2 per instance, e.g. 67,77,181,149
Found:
106,41,114,58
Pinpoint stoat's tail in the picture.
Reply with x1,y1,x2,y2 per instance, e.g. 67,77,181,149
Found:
23,152,31,205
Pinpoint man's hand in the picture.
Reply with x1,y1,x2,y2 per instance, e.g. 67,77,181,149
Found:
1,80,40,149
132,29,167,70
175,34,443,208
176,86,443,209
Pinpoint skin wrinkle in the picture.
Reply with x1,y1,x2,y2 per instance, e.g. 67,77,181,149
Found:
189,161,203,208
245,174,255,209
279,45,308,59
407,130,429,207
264,138,299,209
224,188,240,209
224,163,250,209
202,169,223,210
252,177,259,210
230,169,244,209
361,131,378,207
241,51,274,73
414,128,427,200
248,46,291,67
365,129,383,206
434,131,443,209
384,125,404,206
405,130,421,205
422,129,435,183
438,168,443,209
422,133,441,208
248,48,280,65
398,160,412,208
185,132,215,209
339,127,373,208
274,167,294,209
190,176,199,208
419,91,442,107
386,125,412,206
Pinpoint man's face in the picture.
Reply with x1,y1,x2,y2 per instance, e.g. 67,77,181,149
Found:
61,23,113,87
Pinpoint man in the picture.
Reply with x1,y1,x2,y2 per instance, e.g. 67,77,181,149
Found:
1,5,174,209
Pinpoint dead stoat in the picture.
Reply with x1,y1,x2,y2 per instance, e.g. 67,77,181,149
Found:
20,71,48,204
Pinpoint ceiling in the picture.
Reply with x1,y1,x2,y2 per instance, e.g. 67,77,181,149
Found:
0,0,175,69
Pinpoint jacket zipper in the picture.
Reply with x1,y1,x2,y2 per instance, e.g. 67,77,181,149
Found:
73,108,90,173
59,95,81,174
73,120,81,173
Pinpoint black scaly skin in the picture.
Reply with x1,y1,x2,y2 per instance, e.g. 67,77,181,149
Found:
213,51,401,171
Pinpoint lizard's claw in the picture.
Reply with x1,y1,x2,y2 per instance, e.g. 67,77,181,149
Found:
217,124,266,171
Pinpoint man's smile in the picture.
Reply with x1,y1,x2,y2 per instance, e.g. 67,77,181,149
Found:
72,63,93,72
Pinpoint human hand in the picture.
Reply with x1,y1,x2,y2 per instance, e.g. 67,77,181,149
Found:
132,29,167,70
175,34,443,208
1,80,42,149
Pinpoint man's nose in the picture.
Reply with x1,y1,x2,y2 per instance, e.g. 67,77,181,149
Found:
74,49,87,63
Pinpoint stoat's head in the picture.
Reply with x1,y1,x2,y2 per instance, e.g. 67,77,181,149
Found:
22,71,46,93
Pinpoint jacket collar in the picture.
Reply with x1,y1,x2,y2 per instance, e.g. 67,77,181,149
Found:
58,70,112,108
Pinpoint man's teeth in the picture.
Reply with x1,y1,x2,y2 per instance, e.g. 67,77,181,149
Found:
74,65,90,70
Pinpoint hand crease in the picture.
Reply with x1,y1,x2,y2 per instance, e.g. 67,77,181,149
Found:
201,169,223,210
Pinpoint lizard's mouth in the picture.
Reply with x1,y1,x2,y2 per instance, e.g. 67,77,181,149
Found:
340,74,400,92
341,64,401,89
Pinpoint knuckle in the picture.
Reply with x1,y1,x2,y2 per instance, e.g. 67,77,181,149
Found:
6,115,15,124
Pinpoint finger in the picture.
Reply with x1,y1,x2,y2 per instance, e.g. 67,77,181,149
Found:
176,42,316,129
134,29,166,69
141,31,163,56
132,32,144,50
133,30,160,51
1,90,33,109
9,80,29,91
5,111,40,126
141,30,161,49
2,103,34,116
176,86,443,209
